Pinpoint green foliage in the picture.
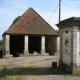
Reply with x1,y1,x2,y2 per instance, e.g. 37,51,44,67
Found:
0,45,2,50
0,40,2,45
10,16,21,28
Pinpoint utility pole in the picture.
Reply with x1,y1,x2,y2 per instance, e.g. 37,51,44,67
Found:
59,0,61,23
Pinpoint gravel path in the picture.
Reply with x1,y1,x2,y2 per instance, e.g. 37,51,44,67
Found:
0,56,80,80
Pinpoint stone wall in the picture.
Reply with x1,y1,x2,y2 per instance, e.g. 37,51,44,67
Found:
57,36,60,54
45,36,58,55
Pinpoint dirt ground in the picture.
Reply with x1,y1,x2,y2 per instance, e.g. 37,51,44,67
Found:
0,55,80,80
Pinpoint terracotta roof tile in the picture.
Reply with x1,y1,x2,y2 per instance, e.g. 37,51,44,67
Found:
3,7,59,35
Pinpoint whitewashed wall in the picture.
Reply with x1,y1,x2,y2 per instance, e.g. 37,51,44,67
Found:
57,36,60,53
79,36,80,64
62,31,71,65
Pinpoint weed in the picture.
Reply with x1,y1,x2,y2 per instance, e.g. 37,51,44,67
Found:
4,75,10,80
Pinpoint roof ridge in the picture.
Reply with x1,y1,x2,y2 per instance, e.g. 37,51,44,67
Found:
29,7,58,34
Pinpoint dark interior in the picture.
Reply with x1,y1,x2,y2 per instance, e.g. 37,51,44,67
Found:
10,35,24,57
29,36,41,53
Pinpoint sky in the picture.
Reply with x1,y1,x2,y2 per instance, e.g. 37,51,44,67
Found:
0,0,80,40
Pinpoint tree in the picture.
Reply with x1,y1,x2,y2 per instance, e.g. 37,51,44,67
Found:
10,16,21,28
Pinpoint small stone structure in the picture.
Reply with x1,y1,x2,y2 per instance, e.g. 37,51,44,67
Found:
56,17,80,73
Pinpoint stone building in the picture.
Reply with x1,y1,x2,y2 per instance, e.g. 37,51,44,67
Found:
57,17,80,73
2,7,59,57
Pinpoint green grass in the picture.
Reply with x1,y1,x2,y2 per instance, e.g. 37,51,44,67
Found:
16,77,22,80
0,65,18,70
1,64,80,80
0,45,2,50
4,75,10,80
0,64,54,78
0,64,23,80
2,75,22,80
71,71,80,76
64,71,80,76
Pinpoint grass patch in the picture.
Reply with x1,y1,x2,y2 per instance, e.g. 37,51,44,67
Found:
18,65,40,75
4,75,10,80
0,64,56,76
2,75,22,80
16,77,22,80
0,64,23,80
70,71,80,76
64,71,80,77
0,45,2,50
0,64,37,77
0,65,18,70
0,64,20,77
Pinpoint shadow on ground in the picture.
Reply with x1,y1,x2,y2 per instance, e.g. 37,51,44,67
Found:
0,67,68,77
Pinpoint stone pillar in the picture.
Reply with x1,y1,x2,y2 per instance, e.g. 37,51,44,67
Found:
41,36,45,54
3,36,5,55
4,35,10,57
24,35,29,54
59,31,63,68
70,31,79,73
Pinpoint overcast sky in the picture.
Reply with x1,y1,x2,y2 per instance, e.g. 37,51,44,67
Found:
0,0,80,40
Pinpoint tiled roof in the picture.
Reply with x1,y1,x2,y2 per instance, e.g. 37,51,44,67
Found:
55,30,59,33
3,7,59,35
